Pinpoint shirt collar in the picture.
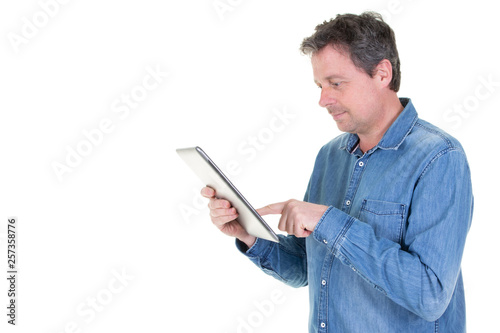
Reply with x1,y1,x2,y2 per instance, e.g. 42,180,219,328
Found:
340,98,418,154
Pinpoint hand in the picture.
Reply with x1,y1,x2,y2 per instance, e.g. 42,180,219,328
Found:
200,186,256,248
257,199,329,238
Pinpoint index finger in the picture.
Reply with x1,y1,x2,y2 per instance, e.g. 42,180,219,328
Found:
257,201,286,216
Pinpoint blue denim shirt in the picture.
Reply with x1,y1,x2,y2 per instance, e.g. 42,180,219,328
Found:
236,98,473,332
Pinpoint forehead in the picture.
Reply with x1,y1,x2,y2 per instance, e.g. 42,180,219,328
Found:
311,44,363,81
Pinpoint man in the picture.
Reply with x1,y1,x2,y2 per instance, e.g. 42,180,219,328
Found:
201,12,473,332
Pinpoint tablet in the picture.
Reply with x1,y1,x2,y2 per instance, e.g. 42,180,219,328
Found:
176,146,279,243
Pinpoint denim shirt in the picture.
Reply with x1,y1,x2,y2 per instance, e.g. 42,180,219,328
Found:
236,98,473,332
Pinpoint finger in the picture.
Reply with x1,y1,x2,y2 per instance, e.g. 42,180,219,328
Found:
278,203,289,233
210,207,237,218
208,198,231,210
287,214,295,235
294,228,312,238
211,212,239,228
200,186,215,198
294,220,309,237
257,201,287,216
303,230,312,237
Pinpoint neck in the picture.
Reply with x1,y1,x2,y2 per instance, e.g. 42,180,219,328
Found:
358,95,404,153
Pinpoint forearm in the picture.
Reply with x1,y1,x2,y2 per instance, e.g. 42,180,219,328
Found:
314,206,470,321
236,235,308,288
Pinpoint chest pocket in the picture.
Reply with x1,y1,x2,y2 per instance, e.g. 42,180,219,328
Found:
358,199,406,244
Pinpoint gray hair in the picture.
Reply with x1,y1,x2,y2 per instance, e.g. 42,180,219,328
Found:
300,12,401,92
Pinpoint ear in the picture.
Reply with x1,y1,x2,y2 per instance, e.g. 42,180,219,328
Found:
373,59,393,89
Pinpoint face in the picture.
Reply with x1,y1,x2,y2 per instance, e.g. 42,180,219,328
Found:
311,44,385,136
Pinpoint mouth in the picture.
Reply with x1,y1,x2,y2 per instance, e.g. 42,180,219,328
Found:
329,110,347,121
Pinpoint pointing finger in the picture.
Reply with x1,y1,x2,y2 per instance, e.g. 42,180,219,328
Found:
257,201,287,216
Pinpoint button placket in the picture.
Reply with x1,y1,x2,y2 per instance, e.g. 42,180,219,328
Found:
318,251,333,332
342,156,367,213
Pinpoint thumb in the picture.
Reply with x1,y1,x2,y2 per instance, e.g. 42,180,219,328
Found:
257,201,286,216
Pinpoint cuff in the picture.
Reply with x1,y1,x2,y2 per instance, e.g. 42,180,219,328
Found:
313,206,355,253
235,237,273,258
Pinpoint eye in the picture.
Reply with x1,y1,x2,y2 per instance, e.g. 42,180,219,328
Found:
331,81,342,87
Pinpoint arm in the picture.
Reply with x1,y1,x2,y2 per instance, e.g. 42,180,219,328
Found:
236,234,309,288
234,199,329,287
312,149,473,321
200,186,309,288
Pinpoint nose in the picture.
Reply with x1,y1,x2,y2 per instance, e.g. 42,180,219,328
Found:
318,87,336,108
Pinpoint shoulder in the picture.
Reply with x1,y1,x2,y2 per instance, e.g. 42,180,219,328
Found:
408,119,471,182
409,118,466,156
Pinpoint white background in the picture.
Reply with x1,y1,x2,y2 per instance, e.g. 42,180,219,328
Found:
1,0,499,332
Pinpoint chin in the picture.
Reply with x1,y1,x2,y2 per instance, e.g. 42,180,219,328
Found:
335,122,353,133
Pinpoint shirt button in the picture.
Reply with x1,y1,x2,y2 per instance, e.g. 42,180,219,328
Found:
358,161,364,167
346,200,351,206
321,322,326,328
323,239,328,244
321,280,326,286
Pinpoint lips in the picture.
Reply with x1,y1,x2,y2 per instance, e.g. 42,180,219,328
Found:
329,110,346,121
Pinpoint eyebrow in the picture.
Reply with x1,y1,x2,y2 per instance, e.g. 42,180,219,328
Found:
314,74,348,85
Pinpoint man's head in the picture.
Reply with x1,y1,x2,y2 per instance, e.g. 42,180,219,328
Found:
300,12,404,148
300,12,401,92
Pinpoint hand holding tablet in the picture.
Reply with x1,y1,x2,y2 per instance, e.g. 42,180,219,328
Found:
176,146,280,243
177,146,329,245
200,186,259,248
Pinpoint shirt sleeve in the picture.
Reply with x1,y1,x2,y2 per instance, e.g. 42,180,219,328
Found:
313,148,473,322
235,234,308,288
